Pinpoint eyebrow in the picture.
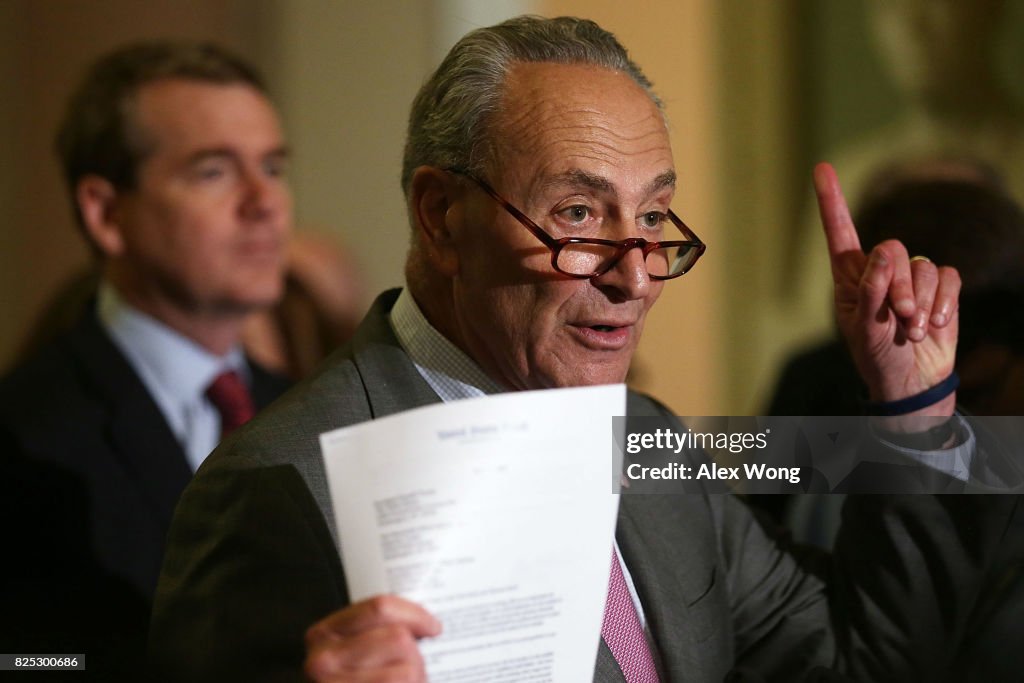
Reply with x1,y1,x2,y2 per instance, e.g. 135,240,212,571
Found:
646,170,677,195
540,168,677,197
542,169,613,194
185,146,290,165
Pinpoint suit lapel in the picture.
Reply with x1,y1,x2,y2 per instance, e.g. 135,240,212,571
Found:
349,290,444,419
593,638,627,682
69,314,192,527
617,494,722,682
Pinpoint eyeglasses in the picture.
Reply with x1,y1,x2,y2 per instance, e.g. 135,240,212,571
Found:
447,168,705,280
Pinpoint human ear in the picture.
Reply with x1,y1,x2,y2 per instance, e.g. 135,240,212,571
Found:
409,166,462,277
76,175,125,257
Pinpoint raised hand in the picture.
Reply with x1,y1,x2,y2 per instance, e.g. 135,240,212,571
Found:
813,162,960,415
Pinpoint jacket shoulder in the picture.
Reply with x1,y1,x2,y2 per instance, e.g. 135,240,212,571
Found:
0,324,102,429
626,389,675,417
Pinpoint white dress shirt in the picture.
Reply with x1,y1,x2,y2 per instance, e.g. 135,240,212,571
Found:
97,282,249,471
389,287,650,627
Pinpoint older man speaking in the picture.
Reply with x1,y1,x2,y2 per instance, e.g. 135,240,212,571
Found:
150,16,1004,683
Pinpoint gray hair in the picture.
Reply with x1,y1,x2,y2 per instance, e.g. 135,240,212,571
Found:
400,15,662,197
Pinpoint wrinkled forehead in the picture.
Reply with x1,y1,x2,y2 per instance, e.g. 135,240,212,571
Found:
486,62,673,191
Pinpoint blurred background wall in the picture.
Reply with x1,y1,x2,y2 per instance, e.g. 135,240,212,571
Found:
2,0,1022,415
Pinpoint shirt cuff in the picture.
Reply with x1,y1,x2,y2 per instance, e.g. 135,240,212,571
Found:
871,414,975,481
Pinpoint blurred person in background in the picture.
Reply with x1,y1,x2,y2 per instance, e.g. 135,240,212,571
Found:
0,42,292,677
13,232,366,384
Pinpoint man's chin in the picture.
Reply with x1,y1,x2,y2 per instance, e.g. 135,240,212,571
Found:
207,293,281,318
541,366,630,390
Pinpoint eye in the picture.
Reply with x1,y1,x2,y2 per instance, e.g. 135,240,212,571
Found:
640,211,666,229
558,205,591,224
196,163,226,180
191,159,232,182
263,156,288,178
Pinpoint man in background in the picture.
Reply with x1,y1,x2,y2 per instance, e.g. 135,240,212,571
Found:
0,42,292,676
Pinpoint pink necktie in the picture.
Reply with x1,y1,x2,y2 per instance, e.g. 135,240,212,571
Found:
602,548,660,682
205,371,255,438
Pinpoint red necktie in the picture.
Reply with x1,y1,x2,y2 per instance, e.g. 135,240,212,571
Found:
602,547,660,682
205,370,255,438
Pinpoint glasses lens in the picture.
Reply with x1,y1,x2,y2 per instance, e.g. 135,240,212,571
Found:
649,245,698,278
556,242,619,276
558,242,699,278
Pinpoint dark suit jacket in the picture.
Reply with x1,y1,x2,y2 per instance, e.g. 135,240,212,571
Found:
766,338,863,418
149,290,1022,682
0,308,288,676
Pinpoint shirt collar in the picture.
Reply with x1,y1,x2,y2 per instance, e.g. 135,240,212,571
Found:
97,281,248,414
389,287,505,402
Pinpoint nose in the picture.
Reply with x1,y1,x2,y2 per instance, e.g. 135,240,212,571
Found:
591,246,652,302
240,168,289,223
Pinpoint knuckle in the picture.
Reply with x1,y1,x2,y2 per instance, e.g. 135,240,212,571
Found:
391,658,427,683
877,239,908,261
395,628,420,658
938,265,962,287
379,622,416,648
305,603,363,646
303,647,339,680
305,621,331,648
367,594,399,620
914,272,939,299
859,270,887,297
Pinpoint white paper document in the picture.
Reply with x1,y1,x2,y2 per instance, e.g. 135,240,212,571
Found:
320,384,625,682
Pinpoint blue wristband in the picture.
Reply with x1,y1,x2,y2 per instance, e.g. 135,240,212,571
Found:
865,372,960,416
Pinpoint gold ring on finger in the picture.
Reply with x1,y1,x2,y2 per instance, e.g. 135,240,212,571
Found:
909,255,932,265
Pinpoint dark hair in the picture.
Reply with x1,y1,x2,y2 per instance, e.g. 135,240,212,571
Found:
56,42,267,232
401,15,661,198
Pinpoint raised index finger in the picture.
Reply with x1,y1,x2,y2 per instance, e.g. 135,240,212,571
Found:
813,162,862,262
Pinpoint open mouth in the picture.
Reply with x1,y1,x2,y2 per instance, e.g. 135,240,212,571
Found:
573,322,631,350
